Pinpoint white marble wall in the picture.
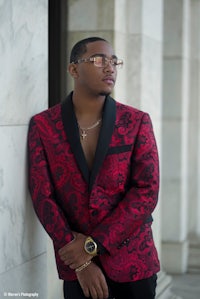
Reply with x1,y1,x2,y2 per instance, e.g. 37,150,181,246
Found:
0,0,48,297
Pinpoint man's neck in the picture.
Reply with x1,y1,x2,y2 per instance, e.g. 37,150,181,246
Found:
72,91,106,120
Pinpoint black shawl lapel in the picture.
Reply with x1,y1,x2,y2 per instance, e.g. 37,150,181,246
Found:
61,93,116,192
61,92,90,184
89,96,116,191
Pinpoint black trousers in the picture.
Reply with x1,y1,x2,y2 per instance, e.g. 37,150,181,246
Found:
63,274,157,299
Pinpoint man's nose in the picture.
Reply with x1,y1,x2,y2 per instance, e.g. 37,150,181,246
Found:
104,61,115,72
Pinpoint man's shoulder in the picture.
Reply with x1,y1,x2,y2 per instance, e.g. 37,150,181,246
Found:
115,100,146,117
32,103,61,122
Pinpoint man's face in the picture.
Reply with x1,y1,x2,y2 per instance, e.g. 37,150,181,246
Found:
73,41,118,97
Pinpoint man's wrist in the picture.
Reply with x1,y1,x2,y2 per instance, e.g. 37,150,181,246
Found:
75,260,92,272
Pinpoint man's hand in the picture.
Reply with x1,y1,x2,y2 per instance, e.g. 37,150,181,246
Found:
76,261,109,299
58,232,91,269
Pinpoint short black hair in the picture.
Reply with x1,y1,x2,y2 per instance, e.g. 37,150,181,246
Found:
70,37,108,63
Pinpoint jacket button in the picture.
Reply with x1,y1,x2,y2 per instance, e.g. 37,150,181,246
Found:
123,238,130,245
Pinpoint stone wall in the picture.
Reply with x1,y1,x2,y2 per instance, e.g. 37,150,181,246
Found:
0,0,48,297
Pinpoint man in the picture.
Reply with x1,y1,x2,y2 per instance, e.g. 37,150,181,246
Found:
28,37,160,299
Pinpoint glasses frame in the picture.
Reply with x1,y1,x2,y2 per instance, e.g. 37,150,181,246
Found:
72,55,123,69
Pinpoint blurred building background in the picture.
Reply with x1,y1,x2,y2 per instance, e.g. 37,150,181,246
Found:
0,0,200,298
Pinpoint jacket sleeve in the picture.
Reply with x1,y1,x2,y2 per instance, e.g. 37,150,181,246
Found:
91,113,159,253
28,117,74,249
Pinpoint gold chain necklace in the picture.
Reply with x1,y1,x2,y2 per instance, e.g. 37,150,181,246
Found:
78,119,102,140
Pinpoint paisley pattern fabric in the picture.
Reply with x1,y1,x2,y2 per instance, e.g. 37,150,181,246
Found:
28,93,160,282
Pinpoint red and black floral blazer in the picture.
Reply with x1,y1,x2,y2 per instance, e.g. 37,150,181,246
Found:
28,92,160,282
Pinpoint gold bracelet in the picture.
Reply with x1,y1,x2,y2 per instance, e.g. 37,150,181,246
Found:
75,260,92,273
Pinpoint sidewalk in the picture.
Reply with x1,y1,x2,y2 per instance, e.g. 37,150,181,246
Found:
171,272,200,299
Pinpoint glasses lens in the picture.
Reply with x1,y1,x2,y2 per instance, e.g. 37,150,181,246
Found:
92,56,123,68
111,58,118,66
93,56,104,67
116,59,123,68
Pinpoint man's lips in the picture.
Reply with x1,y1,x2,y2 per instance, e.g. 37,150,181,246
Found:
102,76,115,85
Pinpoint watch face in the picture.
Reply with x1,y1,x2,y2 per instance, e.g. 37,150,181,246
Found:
86,241,96,253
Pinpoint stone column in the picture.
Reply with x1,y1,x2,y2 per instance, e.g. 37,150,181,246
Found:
161,0,191,274
187,0,200,272
115,0,163,250
197,0,200,238
115,1,177,298
188,0,200,238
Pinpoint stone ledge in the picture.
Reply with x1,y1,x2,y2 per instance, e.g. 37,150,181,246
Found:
162,240,189,274
188,236,200,273
156,271,182,299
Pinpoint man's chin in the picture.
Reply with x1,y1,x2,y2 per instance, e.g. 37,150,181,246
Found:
99,91,111,97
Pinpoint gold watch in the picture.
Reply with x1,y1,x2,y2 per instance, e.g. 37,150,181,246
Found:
84,236,98,256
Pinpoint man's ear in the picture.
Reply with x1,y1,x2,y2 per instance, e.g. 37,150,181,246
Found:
68,63,79,78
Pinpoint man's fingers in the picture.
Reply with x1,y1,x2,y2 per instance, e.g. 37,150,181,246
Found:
88,275,109,299
80,284,90,298
76,263,109,299
58,236,77,256
92,284,104,299
100,279,109,299
90,286,98,299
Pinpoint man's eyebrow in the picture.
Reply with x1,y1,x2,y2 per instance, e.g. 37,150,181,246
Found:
90,53,118,59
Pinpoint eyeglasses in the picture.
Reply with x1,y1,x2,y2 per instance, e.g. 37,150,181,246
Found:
72,55,123,69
